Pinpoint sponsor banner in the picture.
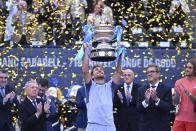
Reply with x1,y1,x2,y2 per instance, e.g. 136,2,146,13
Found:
0,47,195,96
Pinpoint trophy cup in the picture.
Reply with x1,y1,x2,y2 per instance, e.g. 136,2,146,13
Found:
90,24,117,61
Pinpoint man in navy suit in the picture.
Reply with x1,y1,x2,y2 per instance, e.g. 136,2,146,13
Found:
38,78,60,131
18,80,58,131
75,86,87,131
0,69,19,131
114,69,141,131
137,64,172,131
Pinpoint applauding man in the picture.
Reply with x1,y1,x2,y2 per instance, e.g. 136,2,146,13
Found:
82,42,122,131
0,69,19,131
137,64,172,131
18,80,58,131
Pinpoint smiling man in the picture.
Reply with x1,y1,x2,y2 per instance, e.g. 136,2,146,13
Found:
82,42,122,131
137,64,172,131
172,59,196,131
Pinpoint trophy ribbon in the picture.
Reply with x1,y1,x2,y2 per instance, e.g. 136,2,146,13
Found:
75,25,93,61
111,25,125,68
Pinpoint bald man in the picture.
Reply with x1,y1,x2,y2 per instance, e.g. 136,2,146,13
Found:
114,69,141,131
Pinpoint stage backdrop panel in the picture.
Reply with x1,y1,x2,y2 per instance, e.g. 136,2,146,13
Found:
0,47,195,96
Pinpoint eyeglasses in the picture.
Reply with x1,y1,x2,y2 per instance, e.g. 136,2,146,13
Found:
123,74,132,77
146,71,157,74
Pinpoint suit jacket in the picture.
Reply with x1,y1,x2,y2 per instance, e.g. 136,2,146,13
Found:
114,82,141,131
41,95,59,131
137,83,172,131
0,85,19,129
75,86,87,129
18,96,58,131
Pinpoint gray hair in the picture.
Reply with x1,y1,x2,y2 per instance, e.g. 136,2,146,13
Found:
24,80,37,89
147,64,161,72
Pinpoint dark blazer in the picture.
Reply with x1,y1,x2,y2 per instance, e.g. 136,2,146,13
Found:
0,85,19,130
75,86,87,129
137,83,172,131
114,82,141,131
18,96,58,131
41,95,59,131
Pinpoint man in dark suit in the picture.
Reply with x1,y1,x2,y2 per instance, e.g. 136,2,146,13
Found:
114,69,141,131
18,80,58,131
137,64,172,131
75,86,87,131
0,69,19,131
38,78,60,131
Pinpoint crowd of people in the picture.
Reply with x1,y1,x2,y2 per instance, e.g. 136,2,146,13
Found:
0,0,195,131
0,41,195,131
0,0,192,46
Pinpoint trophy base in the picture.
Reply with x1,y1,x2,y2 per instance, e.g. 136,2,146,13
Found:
90,48,117,62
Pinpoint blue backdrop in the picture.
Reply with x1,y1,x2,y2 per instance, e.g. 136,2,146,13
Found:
0,47,195,96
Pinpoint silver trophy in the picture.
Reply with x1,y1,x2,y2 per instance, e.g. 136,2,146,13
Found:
90,24,117,61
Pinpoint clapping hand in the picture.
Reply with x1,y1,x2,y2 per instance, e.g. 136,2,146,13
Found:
36,102,42,117
10,91,16,101
151,88,159,102
126,90,132,100
117,90,123,100
145,89,151,104
44,100,51,113
3,92,15,103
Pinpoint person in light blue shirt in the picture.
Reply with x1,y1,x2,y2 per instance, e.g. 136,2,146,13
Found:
82,42,122,131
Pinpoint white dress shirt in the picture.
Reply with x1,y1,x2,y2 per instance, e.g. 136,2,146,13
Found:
142,82,160,108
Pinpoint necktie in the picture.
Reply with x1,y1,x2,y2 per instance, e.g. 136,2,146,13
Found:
32,101,37,110
0,87,5,97
126,86,130,105
150,86,156,101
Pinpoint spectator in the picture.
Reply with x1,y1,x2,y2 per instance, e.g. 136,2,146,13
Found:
70,0,87,20
137,64,172,131
169,0,190,27
11,0,35,45
82,42,122,131
0,0,9,44
169,0,190,46
172,59,196,131
114,69,141,131
18,80,58,131
4,0,19,44
53,1,73,45
0,69,19,131
38,78,60,131
69,0,87,42
30,0,46,45
97,0,113,25
75,86,87,131
143,0,171,46
87,2,113,28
